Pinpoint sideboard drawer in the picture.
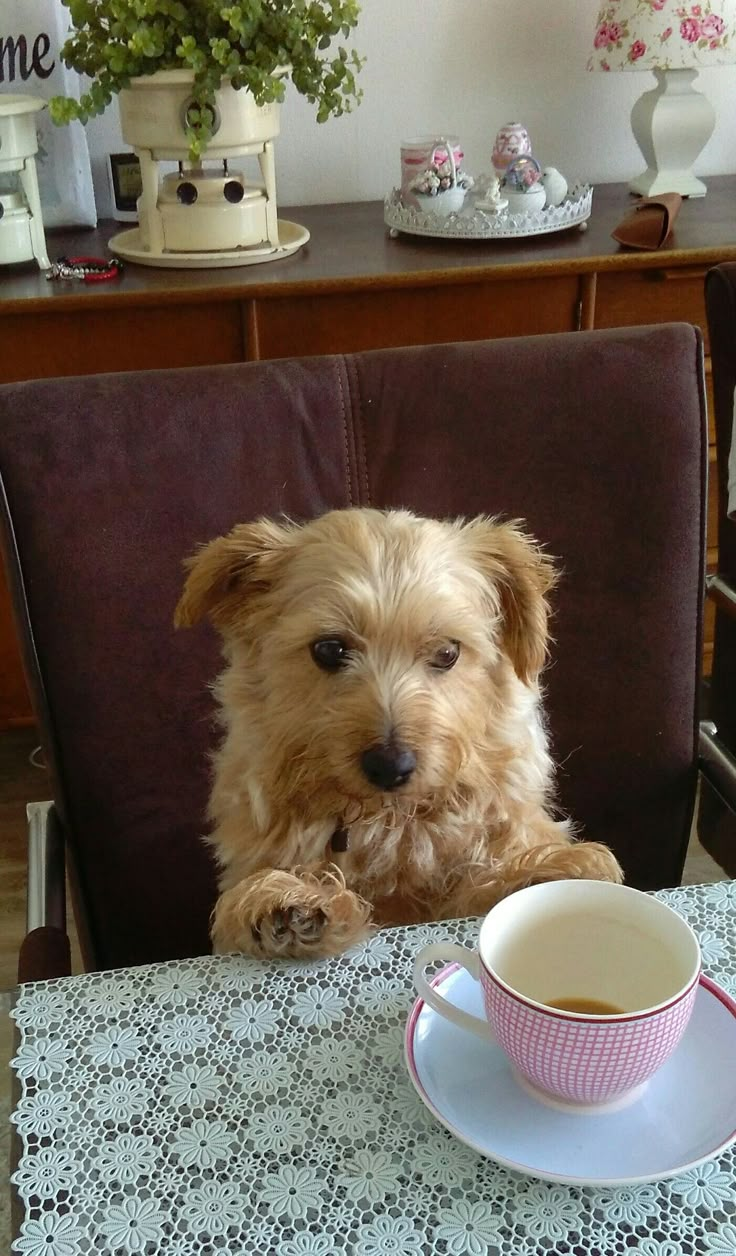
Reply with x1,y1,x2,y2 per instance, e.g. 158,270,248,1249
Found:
594,268,708,348
0,304,244,383
248,276,581,359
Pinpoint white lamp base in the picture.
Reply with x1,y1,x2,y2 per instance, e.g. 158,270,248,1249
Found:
629,67,715,198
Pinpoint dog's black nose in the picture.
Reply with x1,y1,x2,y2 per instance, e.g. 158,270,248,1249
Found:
360,743,417,790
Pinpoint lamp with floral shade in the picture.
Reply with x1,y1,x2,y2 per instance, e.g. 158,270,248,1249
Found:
588,1,736,197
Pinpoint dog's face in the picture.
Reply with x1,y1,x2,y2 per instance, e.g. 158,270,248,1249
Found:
175,509,556,815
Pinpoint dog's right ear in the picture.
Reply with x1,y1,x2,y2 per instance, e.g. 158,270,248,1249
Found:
174,518,296,632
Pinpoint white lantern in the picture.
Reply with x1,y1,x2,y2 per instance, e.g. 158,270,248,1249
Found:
0,94,50,269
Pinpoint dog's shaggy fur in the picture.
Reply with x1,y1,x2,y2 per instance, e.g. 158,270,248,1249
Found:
176,508,622,958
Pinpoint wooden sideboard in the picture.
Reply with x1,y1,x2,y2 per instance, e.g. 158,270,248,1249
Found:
2,178,735,729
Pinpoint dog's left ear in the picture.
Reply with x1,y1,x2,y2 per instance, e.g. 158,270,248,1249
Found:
174,518,297,632
460,517,558,683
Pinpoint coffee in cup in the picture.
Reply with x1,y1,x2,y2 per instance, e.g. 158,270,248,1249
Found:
413,880,701,1111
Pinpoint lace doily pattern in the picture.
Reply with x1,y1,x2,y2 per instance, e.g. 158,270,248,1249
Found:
10,883,736,1255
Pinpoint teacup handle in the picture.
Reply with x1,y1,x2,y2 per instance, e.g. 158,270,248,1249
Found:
413,942,495,1041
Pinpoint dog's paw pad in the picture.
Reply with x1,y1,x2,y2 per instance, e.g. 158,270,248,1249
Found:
288,906,326,942
255,905,327,953
268,910,292,942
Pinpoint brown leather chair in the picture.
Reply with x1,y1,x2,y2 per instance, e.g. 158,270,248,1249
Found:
699,264,736,876
1,324,731,981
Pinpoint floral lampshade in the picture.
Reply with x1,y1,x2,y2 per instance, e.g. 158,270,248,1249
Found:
588,1,736,196
588,1,736,72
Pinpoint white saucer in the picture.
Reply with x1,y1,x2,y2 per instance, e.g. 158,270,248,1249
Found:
109,220,309,269
405,965,736,1186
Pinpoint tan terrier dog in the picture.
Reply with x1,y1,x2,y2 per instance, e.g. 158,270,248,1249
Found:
175,508,622,959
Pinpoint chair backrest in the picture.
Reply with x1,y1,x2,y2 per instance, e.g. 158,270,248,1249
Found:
701,264,736,875
0,325,707,970
705,264,736,734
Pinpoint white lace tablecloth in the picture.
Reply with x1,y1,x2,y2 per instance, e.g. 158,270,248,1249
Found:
10,882,736,1256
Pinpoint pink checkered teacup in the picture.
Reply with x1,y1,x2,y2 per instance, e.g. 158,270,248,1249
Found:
413,881,701,1111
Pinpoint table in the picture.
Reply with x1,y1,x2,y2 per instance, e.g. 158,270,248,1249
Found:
9,882,736,1254
2,179,734,727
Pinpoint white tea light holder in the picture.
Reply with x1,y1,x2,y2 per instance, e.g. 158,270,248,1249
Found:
0,95,51,270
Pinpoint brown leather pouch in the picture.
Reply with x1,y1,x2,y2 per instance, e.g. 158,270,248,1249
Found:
611,193,683,251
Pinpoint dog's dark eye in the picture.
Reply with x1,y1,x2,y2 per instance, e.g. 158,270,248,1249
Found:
430,641,460,671
311,637,350,672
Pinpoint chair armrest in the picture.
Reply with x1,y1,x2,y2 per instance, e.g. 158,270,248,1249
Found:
698,720,736,813
706,573,736,622
18,801,71,983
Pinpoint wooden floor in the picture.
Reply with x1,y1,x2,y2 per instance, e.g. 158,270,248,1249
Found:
0,725,730,992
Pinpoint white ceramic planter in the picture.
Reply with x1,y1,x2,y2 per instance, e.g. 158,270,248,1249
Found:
109,67,313,268
118,69,282,161
503,185,547,214
415,187,467,218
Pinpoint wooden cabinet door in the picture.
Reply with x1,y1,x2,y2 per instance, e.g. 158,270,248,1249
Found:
594,267,709,348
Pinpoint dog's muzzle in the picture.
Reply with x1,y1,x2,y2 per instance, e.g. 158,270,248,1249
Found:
360,742,417,791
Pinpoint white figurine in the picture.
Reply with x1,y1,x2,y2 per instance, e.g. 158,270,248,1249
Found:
541,167,568,208
486,175,503,205
476,173,508,215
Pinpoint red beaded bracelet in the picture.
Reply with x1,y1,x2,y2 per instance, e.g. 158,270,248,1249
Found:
46,255,123,284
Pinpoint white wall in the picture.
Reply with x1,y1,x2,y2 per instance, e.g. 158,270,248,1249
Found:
83,0,736,217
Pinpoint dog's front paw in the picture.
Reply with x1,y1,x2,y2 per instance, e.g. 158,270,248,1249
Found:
211,864,372,959
575,841,624,885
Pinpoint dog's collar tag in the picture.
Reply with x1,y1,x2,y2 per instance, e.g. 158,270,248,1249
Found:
330,826,350,853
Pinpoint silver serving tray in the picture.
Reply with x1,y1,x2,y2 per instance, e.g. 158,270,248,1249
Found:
384,182,593,241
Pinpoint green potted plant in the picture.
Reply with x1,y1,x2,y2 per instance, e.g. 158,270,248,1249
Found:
49,0,364,161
